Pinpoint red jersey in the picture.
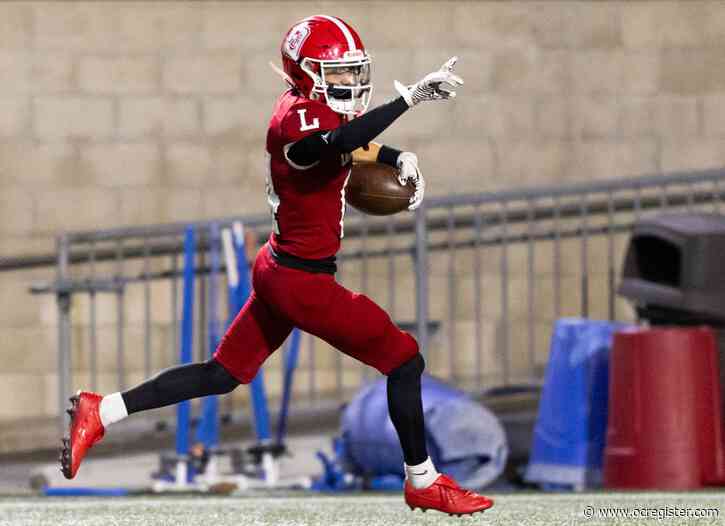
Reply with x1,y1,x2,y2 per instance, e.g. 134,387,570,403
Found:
265,89,352,260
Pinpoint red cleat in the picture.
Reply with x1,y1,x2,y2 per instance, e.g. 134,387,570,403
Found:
59,391,105,479
404,474,494,516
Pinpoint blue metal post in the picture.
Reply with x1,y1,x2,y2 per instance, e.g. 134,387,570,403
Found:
276,328,301,445
196,223,220,448
225,223,272,442
176,227,195,458
232,227,272,442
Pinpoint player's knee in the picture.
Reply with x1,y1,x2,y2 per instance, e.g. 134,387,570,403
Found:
387,353,425,380
205,359,240,394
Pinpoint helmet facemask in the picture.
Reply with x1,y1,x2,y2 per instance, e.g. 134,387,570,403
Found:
301,52,373,116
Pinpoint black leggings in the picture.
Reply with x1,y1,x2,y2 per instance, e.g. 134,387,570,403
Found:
122,354,429,466
121,359,239,414
387,353,428,466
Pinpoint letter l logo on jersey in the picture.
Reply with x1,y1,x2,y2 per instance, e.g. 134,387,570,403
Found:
298,109,320,131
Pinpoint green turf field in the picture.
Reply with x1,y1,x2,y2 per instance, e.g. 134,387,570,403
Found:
1,492,723,526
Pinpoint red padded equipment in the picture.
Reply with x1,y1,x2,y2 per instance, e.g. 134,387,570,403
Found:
604,327,725,489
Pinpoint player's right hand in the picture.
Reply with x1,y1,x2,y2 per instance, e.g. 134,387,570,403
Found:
394,56,464,107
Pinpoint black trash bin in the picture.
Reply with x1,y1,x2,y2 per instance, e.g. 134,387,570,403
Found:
618,212,725,413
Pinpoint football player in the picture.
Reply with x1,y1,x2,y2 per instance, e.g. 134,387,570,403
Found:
61,15,492,516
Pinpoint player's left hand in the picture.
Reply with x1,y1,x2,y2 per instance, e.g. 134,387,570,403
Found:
397,152,425,211
395,56,464,107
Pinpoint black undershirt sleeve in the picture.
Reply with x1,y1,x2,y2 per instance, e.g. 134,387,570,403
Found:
286,96,409,167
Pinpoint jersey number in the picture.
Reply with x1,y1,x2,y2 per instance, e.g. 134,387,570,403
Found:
298,109,320,132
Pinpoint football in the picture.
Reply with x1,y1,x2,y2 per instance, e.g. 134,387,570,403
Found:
346,162,415,216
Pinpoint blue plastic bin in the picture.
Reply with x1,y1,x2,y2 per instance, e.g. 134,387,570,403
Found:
524,318,626,490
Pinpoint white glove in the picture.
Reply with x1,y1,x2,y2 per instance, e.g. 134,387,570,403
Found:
397,152,425,211
394,56,464,107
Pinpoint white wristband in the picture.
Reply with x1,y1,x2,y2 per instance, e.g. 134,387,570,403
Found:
394,80,414,107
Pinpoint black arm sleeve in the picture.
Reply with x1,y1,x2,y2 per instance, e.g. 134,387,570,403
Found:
286,96,409,167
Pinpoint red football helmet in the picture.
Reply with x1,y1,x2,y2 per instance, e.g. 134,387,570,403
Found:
281,15,373,116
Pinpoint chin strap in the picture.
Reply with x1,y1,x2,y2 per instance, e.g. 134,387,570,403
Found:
268,61,295,89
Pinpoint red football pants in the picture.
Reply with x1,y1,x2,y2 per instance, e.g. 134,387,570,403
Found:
214,243,419,383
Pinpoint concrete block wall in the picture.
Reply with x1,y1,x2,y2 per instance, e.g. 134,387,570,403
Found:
1,1,724,451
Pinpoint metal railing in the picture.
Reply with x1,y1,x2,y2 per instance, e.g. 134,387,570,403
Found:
13,167,725,433
414,169,725,389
